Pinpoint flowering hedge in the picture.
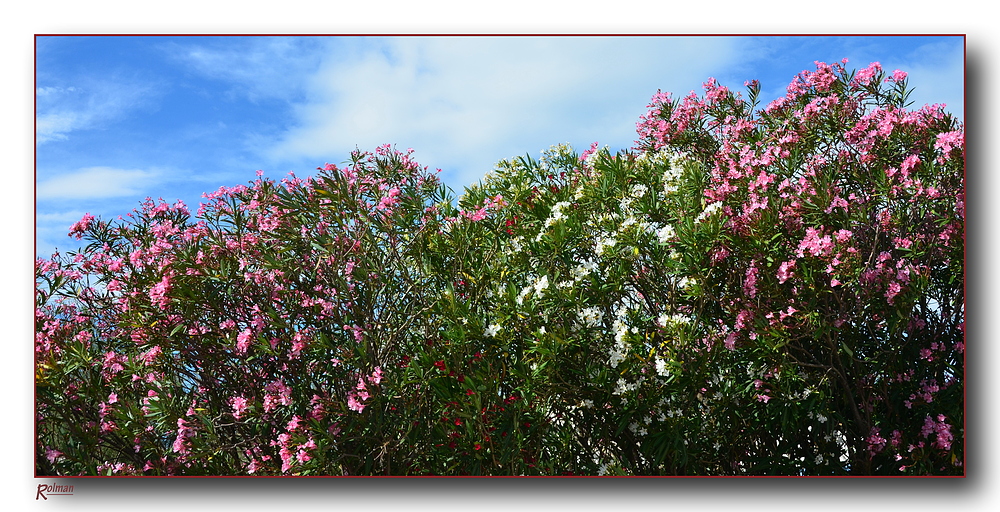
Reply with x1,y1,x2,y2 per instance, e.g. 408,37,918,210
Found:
36,60,963,476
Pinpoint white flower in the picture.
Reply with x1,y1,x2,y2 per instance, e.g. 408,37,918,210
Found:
657,313,669,328
655,357,670,377
631,184,648,198
485,324,501,337
595,234,617,256
609,350,626,369
695,201,723,223
658,312,692,328
516,285,533,305
656,224,676,244
613,319,629,343
570,260,597,281
533,275,549,296
544,201,571,227
578,307,604,328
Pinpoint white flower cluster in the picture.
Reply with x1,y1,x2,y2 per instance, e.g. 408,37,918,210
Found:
807,411,828,423
655,224,676,244
614,376,642,395
608,305,637,368
635,148,688,197
595,233,617,256
544,201,572,228
534,275,549,295
597,462,610,476
628,421,649,437
539,143,573,169
516,275,550,305
654,357,670,377
656,312,693,328
503,236,525,256
535,201,573,242
577,306,604,328
618,217,656,250
570,259,598,281
695,201,723,223
662,165,684,196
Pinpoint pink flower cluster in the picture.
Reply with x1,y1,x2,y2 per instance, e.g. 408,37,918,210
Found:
921,415,954,451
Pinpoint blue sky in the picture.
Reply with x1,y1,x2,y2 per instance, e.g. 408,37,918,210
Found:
35,35,964,258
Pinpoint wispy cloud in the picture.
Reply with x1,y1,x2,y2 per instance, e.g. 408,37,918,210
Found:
259,36,743,187
35,74,162,144
37,166,162,200
164,37,328,103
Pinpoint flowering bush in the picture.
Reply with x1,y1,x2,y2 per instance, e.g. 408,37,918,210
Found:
36,61,963,476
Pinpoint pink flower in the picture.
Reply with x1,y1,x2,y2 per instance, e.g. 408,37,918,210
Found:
347,393,367,413
885,281,902,304
743,265,759,298
148,274,172,310
724,332,737,350
867,427,887,455
262,380,293,412
236,328,253,354
142,345,162,364
735,309,753,330
296,450,312,464
934,131,963,154
172,418,193,455
777,260,796,284
68,213,95,239
852,62,882,86
45,448,62,463
231,396,248,419
797,227,834,258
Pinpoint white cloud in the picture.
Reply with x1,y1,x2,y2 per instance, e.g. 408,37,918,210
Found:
35,76,160,144
252,36,742,188
165,37,327,103
36,166,161,200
